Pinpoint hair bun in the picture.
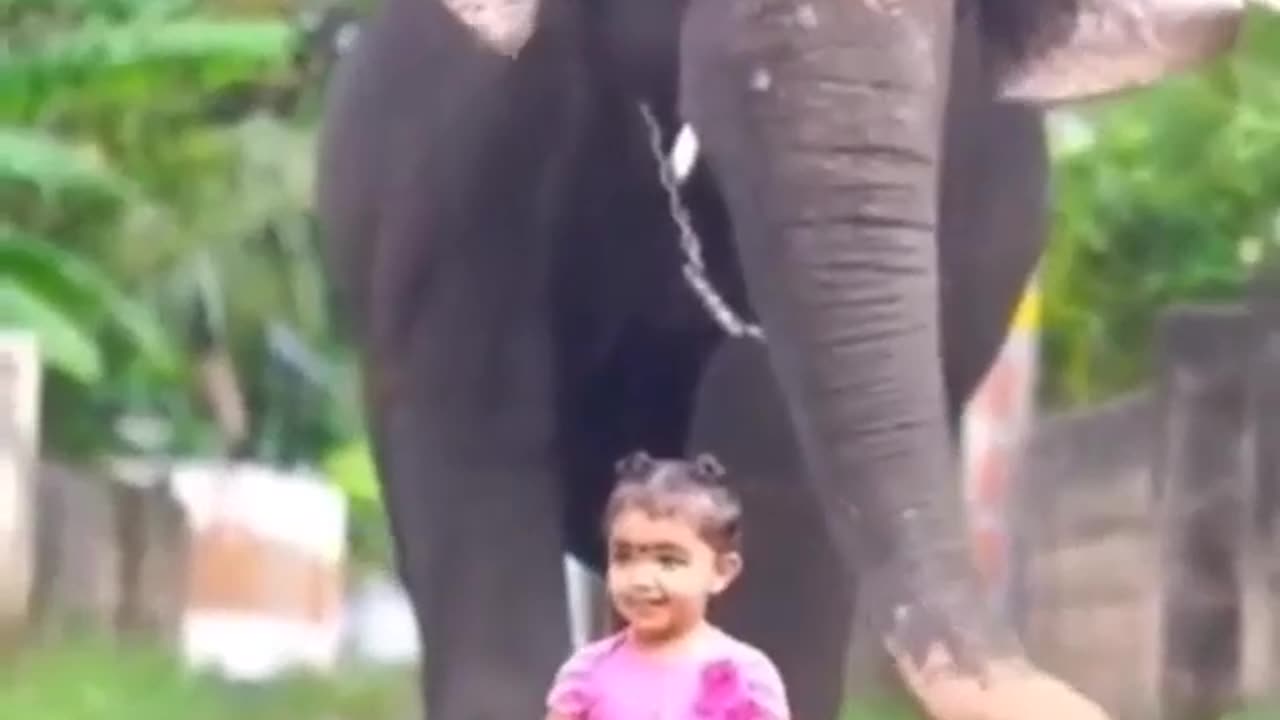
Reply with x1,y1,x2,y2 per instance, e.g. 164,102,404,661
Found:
692,453,727,483
615,450,655,478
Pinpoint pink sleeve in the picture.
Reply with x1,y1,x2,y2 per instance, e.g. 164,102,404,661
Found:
545,643,601,717
741,650,790,719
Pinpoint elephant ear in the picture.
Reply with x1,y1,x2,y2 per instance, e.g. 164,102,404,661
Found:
985,0,1274,106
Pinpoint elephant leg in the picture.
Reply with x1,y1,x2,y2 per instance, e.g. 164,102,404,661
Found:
367,352,572,720
320,2,594,716
689,341,854,720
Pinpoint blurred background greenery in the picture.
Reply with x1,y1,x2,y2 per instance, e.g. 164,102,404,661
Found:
1041,10,1280,407
1,0,388,565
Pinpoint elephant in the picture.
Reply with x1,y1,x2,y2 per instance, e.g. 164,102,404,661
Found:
313,0,1271,718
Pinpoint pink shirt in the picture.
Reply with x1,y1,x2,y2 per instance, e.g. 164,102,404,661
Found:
546,627,790,719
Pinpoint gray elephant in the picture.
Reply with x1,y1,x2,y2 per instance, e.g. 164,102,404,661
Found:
314,0,1268,718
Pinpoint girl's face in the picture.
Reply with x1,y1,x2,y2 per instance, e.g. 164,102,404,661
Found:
605,507,742,646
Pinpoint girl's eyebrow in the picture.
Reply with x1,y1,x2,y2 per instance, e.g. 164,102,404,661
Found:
610,539,688,554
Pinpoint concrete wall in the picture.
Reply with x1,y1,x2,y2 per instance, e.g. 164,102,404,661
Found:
1018,391,1163,720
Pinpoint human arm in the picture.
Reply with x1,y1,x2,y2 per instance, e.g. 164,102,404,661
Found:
544,641,602,720
740,650,791,720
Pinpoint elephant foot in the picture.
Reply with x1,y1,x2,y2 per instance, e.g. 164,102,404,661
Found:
889,644,1110,720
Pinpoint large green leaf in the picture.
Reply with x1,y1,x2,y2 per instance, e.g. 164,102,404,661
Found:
0,2,345,462
0,0,195,20
0,126,132,200
0,279,102,383
0,229,179,374
26,19,294,68
0,18,296,121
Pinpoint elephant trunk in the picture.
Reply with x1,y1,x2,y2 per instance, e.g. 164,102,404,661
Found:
680,0,1019,674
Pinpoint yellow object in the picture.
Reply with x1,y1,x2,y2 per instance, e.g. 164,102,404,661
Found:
1011,281,1041,333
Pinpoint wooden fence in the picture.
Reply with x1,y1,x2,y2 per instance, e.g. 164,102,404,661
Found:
1019,296,1280,720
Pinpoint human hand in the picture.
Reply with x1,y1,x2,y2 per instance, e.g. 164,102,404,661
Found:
889,643,1110,720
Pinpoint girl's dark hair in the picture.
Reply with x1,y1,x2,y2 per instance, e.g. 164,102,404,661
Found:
603,450,743,554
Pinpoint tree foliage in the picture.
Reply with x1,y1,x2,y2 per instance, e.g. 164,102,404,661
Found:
0,0,384,563
1041,10,1280,408
0,0,362,459
0,229,176,383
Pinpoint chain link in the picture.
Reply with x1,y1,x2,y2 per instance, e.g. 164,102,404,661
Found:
636,102,765,342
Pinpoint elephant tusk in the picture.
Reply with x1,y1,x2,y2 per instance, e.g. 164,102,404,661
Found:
670,124,700,186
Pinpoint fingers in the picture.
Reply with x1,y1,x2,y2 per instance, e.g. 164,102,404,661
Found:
886,639,1112,720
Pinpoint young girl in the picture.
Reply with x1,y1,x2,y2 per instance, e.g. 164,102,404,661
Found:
545,450,791,720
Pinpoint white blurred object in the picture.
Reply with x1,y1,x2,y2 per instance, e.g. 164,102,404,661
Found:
170,461,348,681
0,331,41,628
344,573,421,665
565,554,596,648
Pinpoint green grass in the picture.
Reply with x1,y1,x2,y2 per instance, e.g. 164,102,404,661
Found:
0,632,417,720
0,631,918,720
1,632,1276,720
1226,703,1280,720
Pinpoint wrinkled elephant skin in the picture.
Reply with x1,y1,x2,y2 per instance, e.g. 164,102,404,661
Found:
314,0,1269,718
990,0,1256,104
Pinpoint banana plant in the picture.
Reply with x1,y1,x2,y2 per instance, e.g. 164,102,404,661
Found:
0,0,318,457
0,229,177,384
2,0,385,560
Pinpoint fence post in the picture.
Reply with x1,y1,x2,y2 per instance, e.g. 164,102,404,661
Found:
1242,264,1280,699
1154,306,1253,720
0,331,42,644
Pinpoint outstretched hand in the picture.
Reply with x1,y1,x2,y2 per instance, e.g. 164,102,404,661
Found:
889,644,1110,720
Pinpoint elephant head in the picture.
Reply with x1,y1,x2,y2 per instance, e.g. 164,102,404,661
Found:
671,0,1273,718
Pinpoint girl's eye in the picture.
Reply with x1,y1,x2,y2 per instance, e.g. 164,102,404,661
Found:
658,555,684,568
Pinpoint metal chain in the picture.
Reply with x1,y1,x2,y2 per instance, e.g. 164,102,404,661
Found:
636,102,766,342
